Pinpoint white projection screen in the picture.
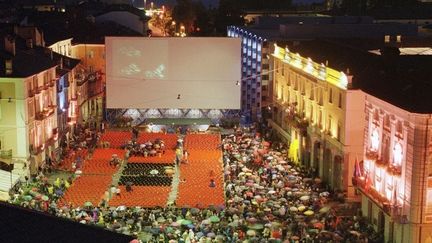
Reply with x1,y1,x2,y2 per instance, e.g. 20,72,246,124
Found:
105,37,241,109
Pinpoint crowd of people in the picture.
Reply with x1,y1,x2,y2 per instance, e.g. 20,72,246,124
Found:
123,139,167,158
9,124,381,242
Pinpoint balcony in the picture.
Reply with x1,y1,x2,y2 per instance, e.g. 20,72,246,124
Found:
365,150,379,160
35,106,55,120
353,176,407,224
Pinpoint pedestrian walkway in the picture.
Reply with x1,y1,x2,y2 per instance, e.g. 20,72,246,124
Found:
167,163,180,206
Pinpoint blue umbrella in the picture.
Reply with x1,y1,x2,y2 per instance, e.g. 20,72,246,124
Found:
187,224,195,229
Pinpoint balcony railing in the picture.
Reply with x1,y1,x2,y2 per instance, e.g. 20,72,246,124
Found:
365,150,379,160
353,176,407,224
35,106,55,120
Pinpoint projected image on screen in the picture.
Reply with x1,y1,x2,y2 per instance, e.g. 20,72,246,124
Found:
106,37,241,109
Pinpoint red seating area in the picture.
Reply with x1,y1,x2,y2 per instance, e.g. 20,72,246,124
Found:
177,134,224,208
100,131,131,148
62,175,112,207
109,186,170,207
184,134,220,150
136,133,178,149
92,148,125,160
127,150,176,163
62,148,125,206
55,149,88,172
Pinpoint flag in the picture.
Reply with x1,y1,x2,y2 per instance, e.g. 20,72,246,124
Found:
353,156,362,178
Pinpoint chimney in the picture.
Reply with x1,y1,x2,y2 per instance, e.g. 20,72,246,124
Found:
26,38,33,49
4,35,16,56
5,59,13,75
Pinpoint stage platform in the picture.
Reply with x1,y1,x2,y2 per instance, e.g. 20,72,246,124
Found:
144,118,212,125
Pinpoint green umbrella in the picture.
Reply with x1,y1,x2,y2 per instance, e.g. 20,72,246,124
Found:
23,195,32,201
84,201,93,207
157,217,166,223
181,219,192,225
248,223,264,230
209,215,220,223
41,195,49,201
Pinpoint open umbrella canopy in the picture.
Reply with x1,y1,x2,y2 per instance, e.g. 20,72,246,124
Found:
246,229,256,236
248,223,264,230
304,210,314,216
209,215,220,223
41,195,49,201
170,222,180,227
84,201,93,207
290,206,298,212
23,195,32,201
300,195,310,201
157,217,166,223
149,169,159,175
181,220,192,225
298,205,306,211
319,206,331,213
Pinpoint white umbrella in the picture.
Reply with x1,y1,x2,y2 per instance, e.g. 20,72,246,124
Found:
268,190,276,194
289,206,298,212
300,195,310,201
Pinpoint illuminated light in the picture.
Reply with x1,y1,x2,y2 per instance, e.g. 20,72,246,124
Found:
293,53,302,68
304,57,313,74
319,63,326,80
385,172,393,200
340,72,348,88
370,128,380,151
393,142,403,167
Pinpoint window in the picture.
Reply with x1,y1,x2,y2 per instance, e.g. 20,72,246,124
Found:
309,85,314,100
329,88,333,103
337,123,342,141
318,110,323,128
310,104,314,122
327,115,332,134
88,50,94,58
338,92,342,108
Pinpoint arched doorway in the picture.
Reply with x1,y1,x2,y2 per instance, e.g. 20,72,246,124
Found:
323,148,332,185
333,155,343,190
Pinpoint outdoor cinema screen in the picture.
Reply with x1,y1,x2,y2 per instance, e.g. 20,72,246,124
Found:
105,37,241,109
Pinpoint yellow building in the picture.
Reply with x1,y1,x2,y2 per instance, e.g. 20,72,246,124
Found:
270,43,365,198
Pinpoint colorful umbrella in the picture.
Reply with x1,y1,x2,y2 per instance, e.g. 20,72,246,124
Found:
209,215,220,223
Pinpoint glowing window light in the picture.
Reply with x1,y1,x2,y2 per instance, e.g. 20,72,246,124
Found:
385,173,393,200
370,128,380,151
375,167,383,192
393,142,403,166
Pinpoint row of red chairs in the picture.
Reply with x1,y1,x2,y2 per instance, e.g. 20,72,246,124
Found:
184,134,221,150
177,134,224,208
109,186,170,207
62,175,113,207
100,131,132,148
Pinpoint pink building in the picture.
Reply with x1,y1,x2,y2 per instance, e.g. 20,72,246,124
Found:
353,45,432,242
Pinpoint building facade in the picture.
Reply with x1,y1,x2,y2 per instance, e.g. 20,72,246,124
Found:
271,44,365,198
71,44,105,127
227,26,271,122
353,95,432,243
